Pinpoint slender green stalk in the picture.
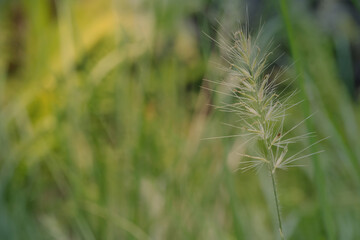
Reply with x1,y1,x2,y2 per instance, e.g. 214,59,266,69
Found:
270,170,285,240
260,121,285,239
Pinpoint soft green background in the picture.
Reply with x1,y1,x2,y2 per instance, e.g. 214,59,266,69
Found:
0,0,360,239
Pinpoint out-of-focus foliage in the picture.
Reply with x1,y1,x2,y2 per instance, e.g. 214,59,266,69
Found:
0,0,360,239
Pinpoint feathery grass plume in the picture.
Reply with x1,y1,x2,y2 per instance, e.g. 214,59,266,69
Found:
204,25,325,239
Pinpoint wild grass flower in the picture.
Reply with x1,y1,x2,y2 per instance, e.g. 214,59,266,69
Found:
204,26,325,239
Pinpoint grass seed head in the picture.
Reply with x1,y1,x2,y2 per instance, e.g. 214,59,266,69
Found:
208,25,320,173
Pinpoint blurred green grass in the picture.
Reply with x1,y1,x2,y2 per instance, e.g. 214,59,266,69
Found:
0,0,360,239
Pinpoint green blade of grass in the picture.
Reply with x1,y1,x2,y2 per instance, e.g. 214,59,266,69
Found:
278,0,336,239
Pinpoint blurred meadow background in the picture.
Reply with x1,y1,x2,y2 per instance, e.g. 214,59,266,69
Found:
1,0,360,239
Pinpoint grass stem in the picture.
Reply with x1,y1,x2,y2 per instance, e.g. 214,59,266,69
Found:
270,169,285,240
